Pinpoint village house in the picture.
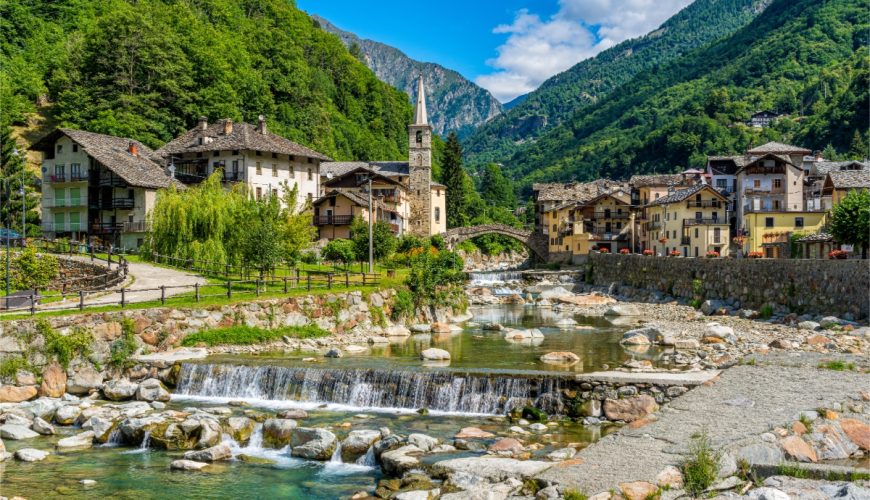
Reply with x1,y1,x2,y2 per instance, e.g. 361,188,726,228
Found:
155,115,331,209
646,184,730,257
319,78,446,239
629,173,697,253
746,110,781,128
543,188,635,261
532,179,624,242
32,129,175,250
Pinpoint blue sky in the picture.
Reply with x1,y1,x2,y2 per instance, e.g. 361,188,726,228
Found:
297,0,692,102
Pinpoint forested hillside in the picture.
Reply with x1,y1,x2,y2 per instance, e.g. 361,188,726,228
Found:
489,0,869,193
464,0,769,166
0,0,412,160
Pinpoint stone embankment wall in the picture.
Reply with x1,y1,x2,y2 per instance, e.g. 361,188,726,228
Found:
587,254,870,319
458,248,529,271
54,257,125,292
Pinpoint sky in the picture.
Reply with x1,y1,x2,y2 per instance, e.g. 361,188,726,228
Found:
297,0,692,103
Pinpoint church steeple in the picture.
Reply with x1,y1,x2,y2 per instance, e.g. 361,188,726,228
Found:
414,76,428,125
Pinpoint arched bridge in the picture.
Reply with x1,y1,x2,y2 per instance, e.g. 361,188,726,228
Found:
442,223,549,262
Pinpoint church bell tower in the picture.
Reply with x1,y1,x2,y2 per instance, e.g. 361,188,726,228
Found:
408,76,432,236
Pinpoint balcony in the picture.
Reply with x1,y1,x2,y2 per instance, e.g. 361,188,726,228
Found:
680,236,691,245
744,186,785,195
645,221,661,230
743,205,787,213
90,198,135,210
44,198,87,208
222,171,244,182
313,215,354,226
588,230,625,241
592,211,630,220
46,172,88,183
96,175,128,187
686,200,722,208
683,218,726,226
43,222,84,233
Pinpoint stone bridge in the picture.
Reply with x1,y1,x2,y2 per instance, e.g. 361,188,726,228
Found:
442,223,549,262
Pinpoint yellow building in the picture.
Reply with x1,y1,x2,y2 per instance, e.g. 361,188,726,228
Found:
647,184,730,257
629,173,696,252
544,190,634,259
742,211,827,257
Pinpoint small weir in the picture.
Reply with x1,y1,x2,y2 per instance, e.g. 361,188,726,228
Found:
175,363,566,415
468,270,523,296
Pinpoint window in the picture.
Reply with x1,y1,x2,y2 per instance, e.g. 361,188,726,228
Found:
256,162,262,175
754,179,761,188
213,151,220,157
307,157,313,164
765,217,774,228
694,228,699,238
70,163,81,179
272,153,278,159
56,144,63,153
715,179,726,189
654,193,660,200
255,151,262,156
695,247,699,257
552,224,557,232
795,217,804,228
415,130,423,144
256,187,262,199
72,144,78,153
774,200,780,210
695,212,702,220
54,164,65,180
128,189,134,199
714,227,721,243
435,207,440,222
307,168,313,181
773,179,782,189
272,189,278,197
272,164,278,177
289,155,295,161
232,150,239,155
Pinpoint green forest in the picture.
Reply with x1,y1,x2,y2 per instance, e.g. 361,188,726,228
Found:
469,0,869,194
0,0,412,161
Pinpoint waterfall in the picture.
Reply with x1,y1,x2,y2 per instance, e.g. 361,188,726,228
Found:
99,427,125,448
175,363,563,415
123,430,151,454
468,271,523,295
329,443,343,464
355,445,377,467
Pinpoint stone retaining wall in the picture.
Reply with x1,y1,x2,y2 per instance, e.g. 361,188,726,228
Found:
587,254,869,319
54,258,125,292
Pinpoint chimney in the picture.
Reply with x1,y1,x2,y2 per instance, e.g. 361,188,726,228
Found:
128,142,138,157
257,114,267,134
814,150,823,161
198,116,208,130
223,119,233,135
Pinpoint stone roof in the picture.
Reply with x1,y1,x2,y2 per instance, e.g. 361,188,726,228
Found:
314,189,386,211
647,184,719,206
31,128,174,189
628,174,683,188
746,141,811,155
707,155,746,175
813,161,867,176
321,161,410,179
533,179,623,202
157,119,332,161
796,232,833,243
827,169,870,189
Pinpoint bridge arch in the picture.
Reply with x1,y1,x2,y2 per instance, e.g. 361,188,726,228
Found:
441,223,549,262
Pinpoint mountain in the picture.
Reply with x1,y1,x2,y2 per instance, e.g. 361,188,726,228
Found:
502,94,527,111
312,15,503,138
0,0,412,161
496,0,869,192
464,0,770,166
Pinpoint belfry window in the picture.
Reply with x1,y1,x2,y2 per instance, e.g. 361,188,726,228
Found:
415,130,423,144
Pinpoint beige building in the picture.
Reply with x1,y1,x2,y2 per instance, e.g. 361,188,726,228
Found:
629,173,696,252
646,184,730,257
32,129,174,250
156,116,331,209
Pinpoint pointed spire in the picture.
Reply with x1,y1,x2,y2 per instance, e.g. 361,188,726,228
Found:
414,76,428,125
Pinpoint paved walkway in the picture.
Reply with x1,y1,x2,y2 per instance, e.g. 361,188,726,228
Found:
537,352,869,495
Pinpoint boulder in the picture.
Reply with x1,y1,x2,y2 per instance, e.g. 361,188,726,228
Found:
103,379,138,401
839,418,870,451
705,323,736,343
136,379,171,402
224,417,256,444
84,416,116,442
0,385,37,403
546,447,577,461
431,456,552,482
575,400,601,418
15,448,49,462
539,352,580,364
619,481,659,500
673,339,700,350
15,370,36,385
621,333,651,345
655,466,684,488
746,487,790,500
67,366,104,395
170,459,208,471
0,424,39,440
603,395,658,422
262,418,298,448
700,300,726,316
798,321,821,331
290,427,337,460
431,322,452,333
779,435,817,462
420,348,451,361
454,427,494,439
184,442,232,462
31,417,55,435
502,328,544,340
324,348,343,358
54,405,82,425
604,304,641,316
385,325,411,337
819,316,841,328
407,433,439,453
538,287,573,300
488,437,524,455
277,409,309,420
342,429,382,462
56,431,95,451
410,324,432,333
194,419,222,449
554,317,578,328
380,445,423,476
39,363,67,398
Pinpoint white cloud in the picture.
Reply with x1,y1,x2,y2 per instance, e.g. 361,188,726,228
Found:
476,0,692,102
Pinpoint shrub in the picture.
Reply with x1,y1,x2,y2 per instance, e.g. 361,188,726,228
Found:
705,250,719,258
109,318,139,368
180,325,329,347
598,247,610,253
300,251,320,265
391,289,414,321
321,239,357,267
406,248,465,309
759,304,774,319
668,250,681,257
747,251,763,258
8,247,59,290
563,490,588,500
37,319,94,370
643,249,654,256
682,431,720,496
0,356,32,380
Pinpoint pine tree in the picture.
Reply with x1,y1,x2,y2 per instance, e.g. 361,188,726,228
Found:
0,126,39,236
480,163,516,210
849,130,868,159
442,132,469,228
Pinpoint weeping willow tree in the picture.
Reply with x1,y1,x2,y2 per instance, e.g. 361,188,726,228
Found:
145,173,316,275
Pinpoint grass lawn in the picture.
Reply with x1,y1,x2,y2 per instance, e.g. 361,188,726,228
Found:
181,324,329,347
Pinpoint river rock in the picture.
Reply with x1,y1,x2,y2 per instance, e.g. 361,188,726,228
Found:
432,456,553,482
554,317,578,328
420,348,450,361
410,324,432,333
540,352,580,364
195,418,222,449
15,370,36,385
746,487,790,500
603,395,658,422
56,430,95,451
575,400,602,418
546,447,577,461
385,325,411,337
290,427,337,460
620,481,659,500
0,385,37,403
170,459,208,471
780,435,817,462
15,448,49,462
39,362,67,398
225,417,256,444
67,366,104,395
621,333,651,345
394,490,440,500
700,300,726,316
54,404,82,425
502,328,543,340
136,378,171,402
324,348,342,358
5,414,32,427
604,304,641,316
380,445,423,475
705,323,736,343
103,379,138,401
656,466,684,488
84,416,116,442
840,419,870,451
407,433,439,453
262,418,298,448
342,429,382,461
31,417,55,435
184,442,232,462
0,424,39,440
277,409,309,420
488,437,524,456
455,427,494,439
819,316,841,328
798,321,821,331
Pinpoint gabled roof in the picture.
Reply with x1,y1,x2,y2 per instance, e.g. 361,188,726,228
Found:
314,189,387,211
157,119,331,161
826,169,870,190
738,152,799,173
628,174,684,188
707,155,746,176
533,179,623,202
321,165,403,188
813,160,867,176
647,184,725,206
31,128,174,189
321,161,410,179
746,141,811,155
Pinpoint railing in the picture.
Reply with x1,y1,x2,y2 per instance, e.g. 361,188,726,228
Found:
222,171,244,182
89,221,149,233
588,230,623,240
743,206,786,213
175,171,207,184
686,200,721,208
591,211,630,220
42,222,84,232
45,173,88,183
743,186,785,195
683,218,726,226
646,221,661,230
43,198,87,208
89,198,135,210
313,215,354,226
96,176,127,187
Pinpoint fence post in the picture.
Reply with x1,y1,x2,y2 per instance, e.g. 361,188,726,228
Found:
363,273,367,286
307,274,311,291
345,271,349,287
227,280,233,300
225,264,230,278
195,283,200,303
120,288,126,308
255,279,260,297
295,269,300,288
283,277,288,293
160,285,166,305
327,273,332,290
79,290,85,311
30,293,36,316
